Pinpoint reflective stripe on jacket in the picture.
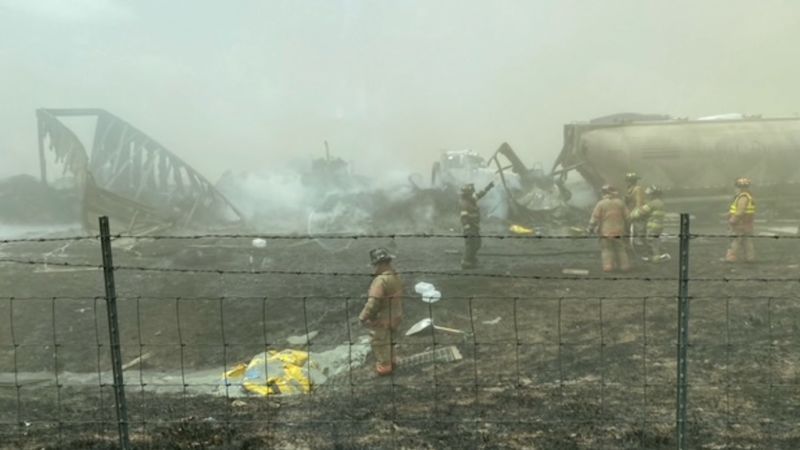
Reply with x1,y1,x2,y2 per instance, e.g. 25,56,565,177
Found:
729,192,756,216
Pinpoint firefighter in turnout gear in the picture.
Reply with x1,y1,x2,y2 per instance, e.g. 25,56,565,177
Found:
631,185,669,262
624,172,647,252
725,177,756,262
589,184,631,272
359,248,404,376
460,181,494,269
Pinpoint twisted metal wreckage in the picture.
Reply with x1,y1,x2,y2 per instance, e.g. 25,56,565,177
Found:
37,108,246,235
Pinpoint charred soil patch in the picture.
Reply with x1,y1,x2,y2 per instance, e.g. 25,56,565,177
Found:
1,231,800,448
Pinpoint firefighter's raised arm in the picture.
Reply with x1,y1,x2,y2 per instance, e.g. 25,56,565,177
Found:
476,181,495,200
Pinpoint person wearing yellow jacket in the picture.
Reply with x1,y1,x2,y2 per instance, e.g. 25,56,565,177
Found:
624,172,647,252
630,185,669,262
725,177,756,262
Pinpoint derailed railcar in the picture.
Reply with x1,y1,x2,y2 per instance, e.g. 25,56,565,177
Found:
552,116,800,220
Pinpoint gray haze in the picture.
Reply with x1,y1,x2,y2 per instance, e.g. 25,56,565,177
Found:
1,0,799,181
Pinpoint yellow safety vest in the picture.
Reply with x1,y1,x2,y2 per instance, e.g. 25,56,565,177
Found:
729,192,756,215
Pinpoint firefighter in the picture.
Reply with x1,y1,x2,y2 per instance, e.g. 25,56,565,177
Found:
589,184,631,272
725,177,756,262
624,172,646,252
359,248,404,376
631,185,669,262
460,181,494,269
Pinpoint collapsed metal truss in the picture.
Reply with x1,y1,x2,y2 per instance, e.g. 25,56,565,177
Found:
37,108,245,233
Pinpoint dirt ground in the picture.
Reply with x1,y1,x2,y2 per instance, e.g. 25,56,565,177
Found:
1,222,800,449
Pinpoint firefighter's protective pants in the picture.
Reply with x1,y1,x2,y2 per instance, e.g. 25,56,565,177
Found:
462,232,482,268
727,233,755,262
632,220,647,249
647,226,664,261
370,327,396,367
600,237,631,272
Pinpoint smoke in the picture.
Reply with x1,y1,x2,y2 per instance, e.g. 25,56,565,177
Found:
216,163,442,234
216,169,309,228
1,1,799,186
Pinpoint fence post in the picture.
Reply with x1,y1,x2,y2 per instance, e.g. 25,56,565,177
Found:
99,216,131,450
675,213,690,449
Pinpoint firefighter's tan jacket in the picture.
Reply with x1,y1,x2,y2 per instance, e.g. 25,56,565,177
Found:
590,195,629,238
359,270,404,329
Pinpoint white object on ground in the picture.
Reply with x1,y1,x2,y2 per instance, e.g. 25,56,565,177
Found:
122,352,153,371
251,238,267,248
405,318,466,336
414,282,442,303
414,282,434,294
562,268,589,275
482,317,502,325
422,290,441,303
397,345,463,366
286,330,318,345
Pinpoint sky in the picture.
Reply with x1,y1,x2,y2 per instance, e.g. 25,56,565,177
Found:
1,0,799,181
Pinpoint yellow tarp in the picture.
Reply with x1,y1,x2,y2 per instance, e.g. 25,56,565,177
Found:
509,224,535,235
224,349,318,397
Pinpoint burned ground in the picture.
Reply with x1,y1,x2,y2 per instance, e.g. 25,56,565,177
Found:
1,226,800,449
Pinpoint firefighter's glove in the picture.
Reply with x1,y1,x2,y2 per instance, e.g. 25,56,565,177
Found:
359,313,375,327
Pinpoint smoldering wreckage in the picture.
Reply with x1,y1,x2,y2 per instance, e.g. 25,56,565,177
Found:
7,108,800,238
16,108,587,239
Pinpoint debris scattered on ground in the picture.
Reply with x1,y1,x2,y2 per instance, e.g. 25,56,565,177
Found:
286,331,319,345
562,268,589,275
122,352,153,371
405,318,467,336
509,224,535,235
222,336,371,397
414,281,442,303
225,350,323,397
482,317,502,325
397,345,463,367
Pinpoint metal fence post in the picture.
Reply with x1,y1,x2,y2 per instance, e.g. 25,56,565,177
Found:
99,216,131,450
676,213,690,449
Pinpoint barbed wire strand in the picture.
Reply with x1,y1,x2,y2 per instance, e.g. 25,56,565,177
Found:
8,255,800,283
12,294,800,302
0,236,100,244
4,231,800,245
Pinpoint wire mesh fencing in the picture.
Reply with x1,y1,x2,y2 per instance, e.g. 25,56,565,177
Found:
1,216,799,449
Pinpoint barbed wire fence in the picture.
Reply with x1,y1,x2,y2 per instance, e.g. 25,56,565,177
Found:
0,214,799,448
